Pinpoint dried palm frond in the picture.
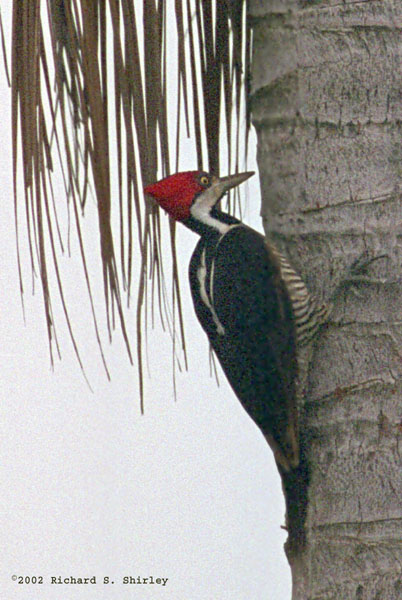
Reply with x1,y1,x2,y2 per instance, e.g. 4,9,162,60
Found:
4,0,250,407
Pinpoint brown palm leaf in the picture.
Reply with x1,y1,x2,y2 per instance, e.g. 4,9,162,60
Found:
3,0,250,408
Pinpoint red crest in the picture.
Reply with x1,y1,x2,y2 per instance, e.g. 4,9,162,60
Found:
144,171,204,221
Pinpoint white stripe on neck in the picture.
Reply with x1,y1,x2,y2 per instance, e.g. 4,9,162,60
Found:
190,188,230,234
197,248,225,335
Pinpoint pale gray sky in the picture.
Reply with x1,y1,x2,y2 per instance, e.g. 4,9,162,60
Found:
0,4,291,598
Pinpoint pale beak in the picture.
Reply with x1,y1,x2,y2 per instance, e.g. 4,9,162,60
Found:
211,171,254,197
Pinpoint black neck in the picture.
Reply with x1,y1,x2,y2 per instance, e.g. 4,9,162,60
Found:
182,208,241,238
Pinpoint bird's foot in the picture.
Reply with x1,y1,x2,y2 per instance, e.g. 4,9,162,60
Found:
345,250,388,283
329,251,388,304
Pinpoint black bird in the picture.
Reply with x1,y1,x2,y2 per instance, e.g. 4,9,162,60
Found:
145,170,331,550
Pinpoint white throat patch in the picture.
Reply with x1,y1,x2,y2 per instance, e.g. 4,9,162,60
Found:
190,188,230,234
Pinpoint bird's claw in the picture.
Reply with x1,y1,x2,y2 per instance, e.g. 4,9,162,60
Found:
329,252,388,304
347,251,388,279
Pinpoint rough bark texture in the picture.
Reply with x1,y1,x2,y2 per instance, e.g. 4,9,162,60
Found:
249,1,402,599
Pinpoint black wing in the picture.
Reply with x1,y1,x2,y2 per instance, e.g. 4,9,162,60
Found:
189,226,299,471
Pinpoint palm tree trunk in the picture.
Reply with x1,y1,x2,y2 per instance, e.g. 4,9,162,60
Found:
249,1,402,598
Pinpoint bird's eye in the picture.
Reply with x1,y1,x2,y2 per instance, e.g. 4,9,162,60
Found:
199,175,209,186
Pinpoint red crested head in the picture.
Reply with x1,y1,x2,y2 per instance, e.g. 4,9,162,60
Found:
144,171,205,221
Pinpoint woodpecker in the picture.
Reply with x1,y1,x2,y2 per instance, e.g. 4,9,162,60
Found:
144,170,332,549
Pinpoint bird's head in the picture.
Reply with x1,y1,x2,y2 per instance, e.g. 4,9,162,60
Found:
144,170,254,223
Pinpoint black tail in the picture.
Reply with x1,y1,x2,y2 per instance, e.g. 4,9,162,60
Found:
278,447,309,558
